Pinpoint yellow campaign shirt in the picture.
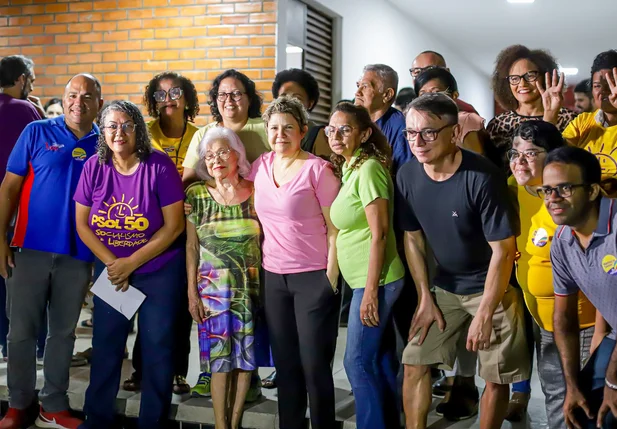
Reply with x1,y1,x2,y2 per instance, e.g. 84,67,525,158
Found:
182,118,271,169
563,110,617,182
511,178,596,331
147,119,198,176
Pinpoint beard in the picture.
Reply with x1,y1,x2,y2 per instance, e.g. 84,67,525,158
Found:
19,83,29,100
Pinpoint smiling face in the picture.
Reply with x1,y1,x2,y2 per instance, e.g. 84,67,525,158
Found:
63,75,102,129
574,91,593,113
216,77,249,123
205,138,238,180
405,108,458,165
592,70,617,114
267,112,304,156
510,137,547,186
156,78,185,121
45,102,63,119
103,110,137,158
509,58,541,106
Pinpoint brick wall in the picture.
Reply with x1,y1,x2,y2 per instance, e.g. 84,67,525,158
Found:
0,0,277,126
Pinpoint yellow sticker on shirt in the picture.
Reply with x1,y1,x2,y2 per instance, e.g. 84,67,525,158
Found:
72,147,87,161
601,255,617,275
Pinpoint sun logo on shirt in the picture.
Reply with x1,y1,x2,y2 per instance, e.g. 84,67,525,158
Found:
589,145,617,177
99,195,143,220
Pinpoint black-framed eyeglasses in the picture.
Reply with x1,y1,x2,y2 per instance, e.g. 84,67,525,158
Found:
402,124,455,143
324,125,356,138
507,149,546,162
217,91,245,102
204,148,232,162
507,71,540,85
410,66,430,78
537,184,587,200
153,87,183,103
104,122,136,135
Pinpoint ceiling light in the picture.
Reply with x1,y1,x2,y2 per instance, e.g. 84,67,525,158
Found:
560,68,579,76
286,46,303,54
507,0,535,3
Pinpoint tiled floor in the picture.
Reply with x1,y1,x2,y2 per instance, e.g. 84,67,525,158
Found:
0,309,549,428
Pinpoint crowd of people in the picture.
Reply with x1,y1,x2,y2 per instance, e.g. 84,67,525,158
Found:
0,44,616,429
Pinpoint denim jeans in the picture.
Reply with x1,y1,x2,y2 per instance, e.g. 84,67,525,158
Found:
344,278,404,429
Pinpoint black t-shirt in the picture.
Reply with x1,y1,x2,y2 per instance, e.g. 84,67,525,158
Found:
395,149,516,295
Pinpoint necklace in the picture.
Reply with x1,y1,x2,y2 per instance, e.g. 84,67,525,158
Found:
213,178,243,206
160,120,187,167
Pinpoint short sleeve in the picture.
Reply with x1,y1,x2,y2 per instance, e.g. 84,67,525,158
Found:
459,112,485,141
550,238,579,296
73,158,94,207
182,126,205,169
184,183,201,226
395,165,421,232
6,122,35,177
357,160,390,208
314,162,340,207
562,117,581,146
476,172,517,242
156,155,185,207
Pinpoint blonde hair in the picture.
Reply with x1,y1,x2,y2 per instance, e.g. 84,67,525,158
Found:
262,95,309,129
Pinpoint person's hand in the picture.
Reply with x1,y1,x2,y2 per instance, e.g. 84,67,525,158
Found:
466,310,493,352
604,67,617,110
597,385,617,428
563,387,594,429
360,288,379,327
115,279,129,293
326,270,338,294
27,95,46,117
188,291,206,323
184,202,193,216
537,70,565,124
107,257,137,286
0,239,14,280
408,295,445,344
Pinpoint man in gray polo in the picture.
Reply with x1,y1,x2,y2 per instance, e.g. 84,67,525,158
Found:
543,145,617,429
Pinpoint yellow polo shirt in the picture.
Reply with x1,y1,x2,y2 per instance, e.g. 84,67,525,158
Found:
511,177,596,331
147,119,198,176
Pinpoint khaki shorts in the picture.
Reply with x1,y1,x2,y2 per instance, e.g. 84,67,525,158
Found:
402,286,530,384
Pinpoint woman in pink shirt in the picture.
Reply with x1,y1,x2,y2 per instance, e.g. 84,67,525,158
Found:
249,96,340,429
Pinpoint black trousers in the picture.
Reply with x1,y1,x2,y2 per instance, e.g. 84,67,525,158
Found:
265,269,341,429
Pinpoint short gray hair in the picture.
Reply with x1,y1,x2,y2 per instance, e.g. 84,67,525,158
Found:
195,126,252,180
363,64,399,95
262,95,309,129
97,100,151,164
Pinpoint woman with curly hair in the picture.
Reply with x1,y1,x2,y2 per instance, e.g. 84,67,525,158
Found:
143,71,200,176
182,69,270,186
327,102,405,429
487,45,577,172
74,100,185,429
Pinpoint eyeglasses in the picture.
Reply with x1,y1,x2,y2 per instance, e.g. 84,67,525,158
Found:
204,148,232,162
216,91,245,102
410,66,430,78
104,122,136,135
153,87,183,103
507,149,546,162
324,125,356,138
537,184,587,200
402,124,455,143
507,71,540,85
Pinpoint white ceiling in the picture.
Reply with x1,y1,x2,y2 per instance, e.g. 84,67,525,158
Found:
389,0,617,84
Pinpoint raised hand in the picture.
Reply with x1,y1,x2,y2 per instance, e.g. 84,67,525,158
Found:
605,67,617,110
537,69,565,125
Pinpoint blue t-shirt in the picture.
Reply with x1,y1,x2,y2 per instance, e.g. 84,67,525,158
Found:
375,107,413,175
7,115,99,261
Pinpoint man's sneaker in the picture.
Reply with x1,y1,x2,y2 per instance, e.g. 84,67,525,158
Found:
245,374,262,403
35,407,83,429
173,375,191,395
440,382,479,421
0,407,30,429
505,392,530,422
190,372,211,398
432,375,454,398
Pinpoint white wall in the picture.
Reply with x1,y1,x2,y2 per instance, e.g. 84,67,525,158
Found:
307,0,495,120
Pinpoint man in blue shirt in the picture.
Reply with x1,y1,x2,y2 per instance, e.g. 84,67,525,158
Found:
354,64,413,174
0,74,103,429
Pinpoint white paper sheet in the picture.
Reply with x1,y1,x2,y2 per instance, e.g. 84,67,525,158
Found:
91,268,146,320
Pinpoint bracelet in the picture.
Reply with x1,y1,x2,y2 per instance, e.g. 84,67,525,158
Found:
606,379,617,390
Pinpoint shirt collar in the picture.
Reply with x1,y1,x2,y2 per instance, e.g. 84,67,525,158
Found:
341,148,363,181
556,198,614,245
54,115,100,139
595,110,611,128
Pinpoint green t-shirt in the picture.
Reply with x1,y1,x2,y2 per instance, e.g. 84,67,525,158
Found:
330,154,405,289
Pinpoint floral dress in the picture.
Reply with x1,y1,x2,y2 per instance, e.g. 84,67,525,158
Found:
186,182,269,373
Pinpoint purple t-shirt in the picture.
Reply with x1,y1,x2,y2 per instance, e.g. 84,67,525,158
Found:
0,93,42,181
74,150,184,274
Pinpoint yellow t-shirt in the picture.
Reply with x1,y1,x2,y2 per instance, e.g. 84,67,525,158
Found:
182,118,271,169
511,177,596,331
563,110,617,182
147,119,198,176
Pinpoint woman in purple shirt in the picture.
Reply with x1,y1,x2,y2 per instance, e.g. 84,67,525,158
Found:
74,101,185,429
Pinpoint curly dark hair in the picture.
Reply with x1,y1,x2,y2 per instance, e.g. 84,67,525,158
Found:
208,69,262,124
329,102,392,177
272,68,321,111
143,71,199,122
97,100,152,164
492,45,559,111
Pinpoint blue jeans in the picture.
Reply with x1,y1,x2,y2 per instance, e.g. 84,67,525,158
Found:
80,252,184,429
344,278,404,429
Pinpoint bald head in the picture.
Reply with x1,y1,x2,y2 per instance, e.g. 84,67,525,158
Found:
65,73,102,99
63,73,103,131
